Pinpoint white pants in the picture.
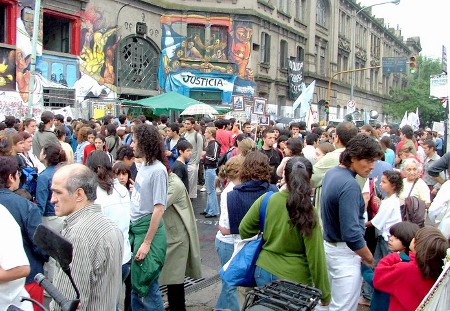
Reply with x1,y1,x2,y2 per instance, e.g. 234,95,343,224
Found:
323,241,362,311
187,163,199,199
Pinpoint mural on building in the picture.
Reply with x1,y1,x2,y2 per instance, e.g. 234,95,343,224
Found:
80,6,118,88
0,47,16,91
159,15,256,105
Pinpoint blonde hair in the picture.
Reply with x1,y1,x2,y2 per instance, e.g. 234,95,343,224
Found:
224,156,244,180
238,137,256,156
206,127,216,138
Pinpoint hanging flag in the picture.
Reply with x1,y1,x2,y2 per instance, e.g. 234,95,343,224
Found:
399,111,408,128
294,80,316,118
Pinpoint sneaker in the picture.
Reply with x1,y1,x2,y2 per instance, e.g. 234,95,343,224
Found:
200,187,206,192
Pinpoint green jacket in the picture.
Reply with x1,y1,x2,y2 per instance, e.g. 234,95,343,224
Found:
239,191,331,304
129,214,167,297
159,173,202,285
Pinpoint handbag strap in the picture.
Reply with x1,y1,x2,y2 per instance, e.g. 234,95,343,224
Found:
407,178,418,198
259,191,274,232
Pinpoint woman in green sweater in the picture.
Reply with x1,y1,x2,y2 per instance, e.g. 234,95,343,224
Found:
239,156,331,305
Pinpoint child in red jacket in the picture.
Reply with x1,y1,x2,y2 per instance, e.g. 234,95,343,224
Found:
373,227,449,311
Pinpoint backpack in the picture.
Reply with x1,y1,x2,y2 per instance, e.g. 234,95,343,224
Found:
20,166,38,199
400,179,426,227
216,146,235,175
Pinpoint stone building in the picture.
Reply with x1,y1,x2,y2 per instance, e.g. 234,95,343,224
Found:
0,0,420,122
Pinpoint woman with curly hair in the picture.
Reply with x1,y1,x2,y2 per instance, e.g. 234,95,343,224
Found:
226,151,278,241
239,157,331,305
129,123,167,311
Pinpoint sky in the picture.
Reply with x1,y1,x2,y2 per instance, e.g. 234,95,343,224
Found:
361,0,447,60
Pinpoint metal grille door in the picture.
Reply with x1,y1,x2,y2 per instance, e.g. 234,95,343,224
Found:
118,36,159,90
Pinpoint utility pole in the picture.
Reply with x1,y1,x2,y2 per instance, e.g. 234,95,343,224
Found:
27,0,42,117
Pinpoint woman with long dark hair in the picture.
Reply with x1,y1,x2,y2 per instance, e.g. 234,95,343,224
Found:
105,123,122,161
85,151,131,299
32,111,59,158
239,156,331,306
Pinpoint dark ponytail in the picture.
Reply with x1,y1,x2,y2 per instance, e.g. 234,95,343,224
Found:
39,111,55,133
85,150,115,194
285,156,317,236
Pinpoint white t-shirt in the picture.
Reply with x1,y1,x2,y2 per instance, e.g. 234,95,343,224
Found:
216,181,235,244
371,194,402,241
0,204,33,311
95,179,132,264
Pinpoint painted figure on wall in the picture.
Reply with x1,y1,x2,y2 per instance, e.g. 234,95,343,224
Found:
80,6,118,86
0,48,16,91
229,22,253,79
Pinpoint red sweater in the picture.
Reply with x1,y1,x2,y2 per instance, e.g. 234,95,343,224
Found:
373,252,435,311
83,144,96,164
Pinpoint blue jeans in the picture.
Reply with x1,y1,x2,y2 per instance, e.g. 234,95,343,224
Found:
131,278,164,311
215,238,240,311
254,266,278,287
204,168,219,216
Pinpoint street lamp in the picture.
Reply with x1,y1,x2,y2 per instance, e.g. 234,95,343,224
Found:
349,0,400,101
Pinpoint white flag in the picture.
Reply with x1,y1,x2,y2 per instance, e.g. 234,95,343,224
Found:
294,80,316,118
399,111,408,128
416,107,420,128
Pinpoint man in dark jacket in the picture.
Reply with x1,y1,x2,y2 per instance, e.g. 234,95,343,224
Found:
0,156,47,305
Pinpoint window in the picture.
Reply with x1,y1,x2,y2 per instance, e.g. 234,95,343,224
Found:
0,1,16,44
277,95,286,116
295,0,305,21
43,10,80,54
296,46,304,61
260,32,270,64
316,0,327,27
280,40,288,69
43,87,76,107
0,4,5,43
186,24,205,59
277,0,289,13
185,24,228,60
319,47,326,75
336,105,341,119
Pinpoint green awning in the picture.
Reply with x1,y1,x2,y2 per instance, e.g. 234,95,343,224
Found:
122,92,206,116
122,92,232,116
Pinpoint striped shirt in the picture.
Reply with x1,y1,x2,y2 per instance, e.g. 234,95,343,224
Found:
50,204,123,311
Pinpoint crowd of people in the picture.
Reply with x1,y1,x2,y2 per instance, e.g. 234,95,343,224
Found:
0,111,449,311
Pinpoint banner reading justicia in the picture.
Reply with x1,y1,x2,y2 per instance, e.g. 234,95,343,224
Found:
288,59,304,100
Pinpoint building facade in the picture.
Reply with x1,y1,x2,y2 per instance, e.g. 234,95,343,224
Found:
0,0,420,122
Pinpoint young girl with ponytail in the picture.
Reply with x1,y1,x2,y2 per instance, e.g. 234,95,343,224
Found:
239,156,331,306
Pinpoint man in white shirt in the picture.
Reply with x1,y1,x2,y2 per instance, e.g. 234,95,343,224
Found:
303,133,319,165
0,204,33,311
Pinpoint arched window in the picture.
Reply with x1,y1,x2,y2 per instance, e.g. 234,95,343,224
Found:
118,36,159,90
316,0,327,27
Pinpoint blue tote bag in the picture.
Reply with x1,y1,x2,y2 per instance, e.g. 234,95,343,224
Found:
219,191,274,287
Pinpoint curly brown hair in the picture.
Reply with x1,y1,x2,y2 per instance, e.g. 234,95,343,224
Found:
133,123,165,166
239,151,271,183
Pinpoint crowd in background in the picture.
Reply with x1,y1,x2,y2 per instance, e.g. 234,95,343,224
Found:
0,111,449,311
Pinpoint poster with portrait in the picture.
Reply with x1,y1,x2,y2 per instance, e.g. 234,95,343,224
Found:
258,115,269,125
250,113,258,124
232,95,244,111
253,97,266,115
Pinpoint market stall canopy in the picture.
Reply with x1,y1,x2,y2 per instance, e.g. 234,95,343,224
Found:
122,92,205,116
